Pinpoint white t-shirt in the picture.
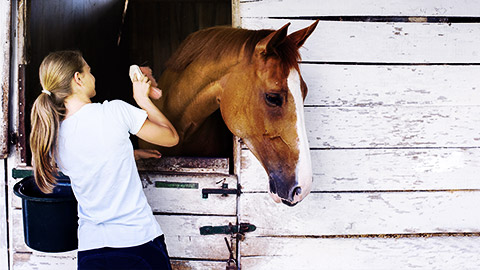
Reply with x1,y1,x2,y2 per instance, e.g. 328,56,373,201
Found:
57,100,162,251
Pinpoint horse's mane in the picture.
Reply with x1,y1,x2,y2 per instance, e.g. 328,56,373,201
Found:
166,26,301,73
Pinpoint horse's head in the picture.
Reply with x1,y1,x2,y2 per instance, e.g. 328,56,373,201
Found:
220,21,318,206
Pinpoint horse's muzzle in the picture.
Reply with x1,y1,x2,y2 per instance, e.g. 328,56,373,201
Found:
268,176,307,206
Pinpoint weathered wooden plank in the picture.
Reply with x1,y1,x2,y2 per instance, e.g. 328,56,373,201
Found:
241,148,480,192
11,254,228,270
10,170,237,214
156,215,236,260
142,173,237,215
0,0,10,158
0,162,8,269
304,106,480,148
239,0,480,17
136,156,229,174
11,253,228,270
11,172,237,214
241,19,480,63
11,209,33,252
240,236,480,270
13,209,236,261
239,192,480,236
12,255,227,270
301,64,480,106
242,106,480,148
12,252,77,270
171,260,230,270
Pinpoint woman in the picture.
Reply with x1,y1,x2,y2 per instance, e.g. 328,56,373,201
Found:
30,50,178,269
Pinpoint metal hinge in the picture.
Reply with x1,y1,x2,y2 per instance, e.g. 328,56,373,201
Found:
200,222,256,236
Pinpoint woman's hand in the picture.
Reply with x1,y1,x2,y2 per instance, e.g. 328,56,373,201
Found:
139,67,162,100
134,149,162,161
132,75,151,103
131,68,162,102
131,66,179,147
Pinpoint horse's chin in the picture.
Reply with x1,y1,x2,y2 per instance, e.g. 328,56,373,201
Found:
281,199,299,207
268,189,310,206
268,191,300,207
268,191,282,203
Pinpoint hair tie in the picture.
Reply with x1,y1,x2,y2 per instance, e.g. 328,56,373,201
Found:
42,89,52,96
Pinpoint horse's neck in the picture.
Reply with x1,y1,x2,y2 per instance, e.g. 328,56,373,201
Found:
156,60,238,140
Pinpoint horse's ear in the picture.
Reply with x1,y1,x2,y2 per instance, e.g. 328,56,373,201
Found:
255,23,291,56
288,20,319,48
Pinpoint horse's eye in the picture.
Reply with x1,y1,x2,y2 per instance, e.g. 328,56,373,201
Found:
265,93,283,107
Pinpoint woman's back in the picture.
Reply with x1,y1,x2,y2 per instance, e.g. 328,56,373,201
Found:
58,100,162,251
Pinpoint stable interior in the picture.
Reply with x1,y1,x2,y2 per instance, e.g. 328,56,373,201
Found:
23,0,233,170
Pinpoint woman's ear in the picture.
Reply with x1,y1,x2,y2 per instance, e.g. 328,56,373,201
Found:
73,71,82,86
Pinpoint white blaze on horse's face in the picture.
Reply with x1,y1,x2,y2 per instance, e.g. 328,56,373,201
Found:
267,69,313,205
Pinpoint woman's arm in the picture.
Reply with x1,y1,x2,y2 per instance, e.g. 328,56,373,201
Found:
134,149,161,160
133,77,179,147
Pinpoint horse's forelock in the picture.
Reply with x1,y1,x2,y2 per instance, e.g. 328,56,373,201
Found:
273,37,302,74
165,27,301,72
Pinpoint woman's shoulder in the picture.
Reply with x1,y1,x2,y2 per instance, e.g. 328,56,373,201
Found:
101,99,126,107
100,100,145,120
101,99,135,110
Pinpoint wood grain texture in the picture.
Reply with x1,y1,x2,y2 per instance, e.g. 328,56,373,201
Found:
12,209,236,262
171,260,230,270
0,0,10,158
239,192,480,236
242,19,480,63
304,106,480,148
241,148,480,192
12,252,77,270
301,64,480,106
239,0,480,17
156,215,237,260
137,156,229,174
240,236,480,270
142,173,237,215
11,253,227,270
0,162,8,269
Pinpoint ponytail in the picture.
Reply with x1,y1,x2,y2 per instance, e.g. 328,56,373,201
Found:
30,93,64,192
30,50,84,193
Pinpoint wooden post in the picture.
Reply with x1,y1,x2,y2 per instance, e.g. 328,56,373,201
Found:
231,0,241,27
0,0,12,158
0,0,11,268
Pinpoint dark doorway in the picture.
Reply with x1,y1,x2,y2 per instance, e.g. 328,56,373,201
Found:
24,0,232,164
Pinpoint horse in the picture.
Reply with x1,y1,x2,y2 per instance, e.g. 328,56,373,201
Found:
140,21,319,206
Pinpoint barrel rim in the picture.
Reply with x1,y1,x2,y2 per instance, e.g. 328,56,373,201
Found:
13,176,76,202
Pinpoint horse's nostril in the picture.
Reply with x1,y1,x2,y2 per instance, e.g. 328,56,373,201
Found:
294,187,302,196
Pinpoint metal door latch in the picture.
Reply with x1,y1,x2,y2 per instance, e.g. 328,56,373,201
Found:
200,222,256,236
202,183,240,199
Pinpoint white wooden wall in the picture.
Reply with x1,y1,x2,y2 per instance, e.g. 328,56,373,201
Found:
237,0,480,269
6,1,480,270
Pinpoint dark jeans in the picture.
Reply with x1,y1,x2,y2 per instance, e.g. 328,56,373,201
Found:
77,235,172,270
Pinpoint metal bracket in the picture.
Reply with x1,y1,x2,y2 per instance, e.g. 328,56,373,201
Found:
12,168,33,179
224,237,238,270
200,222,256,236
202,183,239,199
18,64,27,164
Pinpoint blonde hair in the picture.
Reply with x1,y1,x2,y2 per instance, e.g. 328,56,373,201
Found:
30,50,84,193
